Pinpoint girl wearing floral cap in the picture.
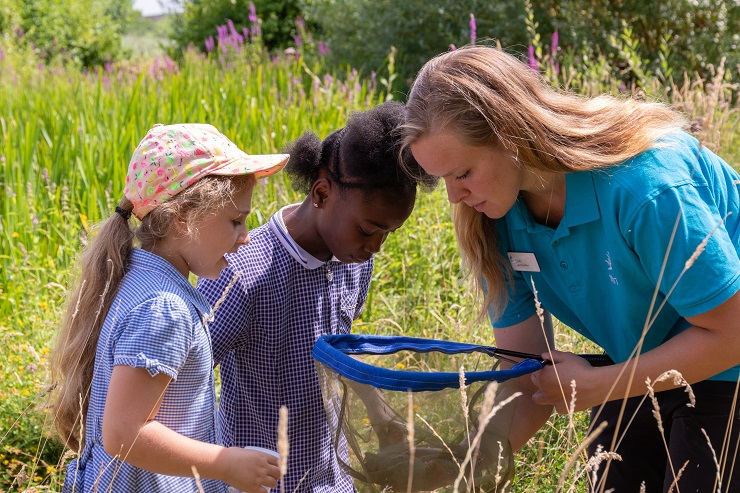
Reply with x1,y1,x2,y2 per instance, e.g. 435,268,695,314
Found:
198,102,436,492
50,123,288,493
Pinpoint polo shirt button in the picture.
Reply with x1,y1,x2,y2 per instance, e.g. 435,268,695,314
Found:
553,239,560,246
560,261,568,269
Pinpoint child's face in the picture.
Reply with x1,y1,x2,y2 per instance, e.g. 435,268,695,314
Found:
318,189,415,264
178,179,255,279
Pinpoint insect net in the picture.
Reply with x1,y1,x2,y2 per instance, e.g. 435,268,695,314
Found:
313,334,544,492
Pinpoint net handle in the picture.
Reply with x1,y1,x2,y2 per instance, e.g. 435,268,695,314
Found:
491,348,615,367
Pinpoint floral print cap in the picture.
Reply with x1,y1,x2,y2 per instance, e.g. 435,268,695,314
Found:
124,123,289,219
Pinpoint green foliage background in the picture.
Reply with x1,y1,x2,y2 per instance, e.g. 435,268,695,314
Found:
0,0,739,491
169,0,304,55
1,0,136,66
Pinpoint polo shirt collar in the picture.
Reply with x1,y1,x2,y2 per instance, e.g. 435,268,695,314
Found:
507,171,601,231
269,204,338,270
129,248,212,316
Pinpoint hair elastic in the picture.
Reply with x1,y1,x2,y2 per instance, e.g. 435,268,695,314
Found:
115,206,132,220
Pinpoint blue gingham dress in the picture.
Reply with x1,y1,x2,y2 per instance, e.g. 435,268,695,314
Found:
198,205,373,493
63,248,225,493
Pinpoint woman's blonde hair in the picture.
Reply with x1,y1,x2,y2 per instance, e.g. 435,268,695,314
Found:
400,45,687,320
49,174,253,451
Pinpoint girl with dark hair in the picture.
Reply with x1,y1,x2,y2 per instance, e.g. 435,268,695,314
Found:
402,45,740,492
198,101,435,492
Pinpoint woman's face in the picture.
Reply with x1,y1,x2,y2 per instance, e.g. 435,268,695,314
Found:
316,187,415,264
410,131,525,219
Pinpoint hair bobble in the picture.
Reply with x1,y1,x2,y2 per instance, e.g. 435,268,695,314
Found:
115,206,132,220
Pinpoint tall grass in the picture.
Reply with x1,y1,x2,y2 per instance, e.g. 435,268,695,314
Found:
1,35,738,491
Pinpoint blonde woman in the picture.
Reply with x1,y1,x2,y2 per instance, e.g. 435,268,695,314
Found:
402,46,740,492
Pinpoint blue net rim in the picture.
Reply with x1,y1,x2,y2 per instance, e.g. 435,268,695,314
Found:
312,334,544,392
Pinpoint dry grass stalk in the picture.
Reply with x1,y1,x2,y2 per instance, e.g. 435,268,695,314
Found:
459,367,470,438
493,439,505,489
70,279,87,322
670,57,735,153
666,460,689,493
458,366,474,489
645,373,687,487
453,382,521,492
192,465,206,493
653,370,695,407
701,428,722,493
405,391,415,493
416,414,462,469
530,279,570,414
718,379,740,493
585,446,622,488
207,270,244,321
556,420,610,492
278,405,289,493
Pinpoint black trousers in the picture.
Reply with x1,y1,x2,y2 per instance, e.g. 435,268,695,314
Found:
587,380,740,493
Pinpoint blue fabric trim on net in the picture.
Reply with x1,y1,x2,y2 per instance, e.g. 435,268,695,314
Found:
313,334,544,392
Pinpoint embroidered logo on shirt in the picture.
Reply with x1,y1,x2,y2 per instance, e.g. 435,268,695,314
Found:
605,251,618,285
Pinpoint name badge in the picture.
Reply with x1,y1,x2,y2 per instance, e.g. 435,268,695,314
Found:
508,252,541,272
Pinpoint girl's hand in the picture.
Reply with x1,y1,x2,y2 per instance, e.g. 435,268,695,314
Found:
219,447,280,493
530,350,600,413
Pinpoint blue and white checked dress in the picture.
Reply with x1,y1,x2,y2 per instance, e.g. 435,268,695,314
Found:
198,205,373,493
63,248,225,493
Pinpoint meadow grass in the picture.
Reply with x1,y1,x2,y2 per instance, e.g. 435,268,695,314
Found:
1,41,738,491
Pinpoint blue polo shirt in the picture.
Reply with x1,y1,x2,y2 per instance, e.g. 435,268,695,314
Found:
493,132,740,382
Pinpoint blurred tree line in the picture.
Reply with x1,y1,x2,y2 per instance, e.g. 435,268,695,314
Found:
1,0,737,88
0,0,138,66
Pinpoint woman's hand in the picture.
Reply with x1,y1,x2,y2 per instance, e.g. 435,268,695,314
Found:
530,350,603,413
218,447,280,493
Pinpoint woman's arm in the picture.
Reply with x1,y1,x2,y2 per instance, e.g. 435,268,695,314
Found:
531,290,740,413
103,365,279,493
493,312,555,451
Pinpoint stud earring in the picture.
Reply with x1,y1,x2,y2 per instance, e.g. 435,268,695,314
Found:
313,202,319,208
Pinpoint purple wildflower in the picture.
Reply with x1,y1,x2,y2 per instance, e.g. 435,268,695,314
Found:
249,2,257,23
469,13,477,45
294,34,302,49
164,56,176,72
449,44,457,51
205,36,215,53
551,31,558,57
16,27,24,38
251,23,262,39
318,41,330,56
528,45,538,71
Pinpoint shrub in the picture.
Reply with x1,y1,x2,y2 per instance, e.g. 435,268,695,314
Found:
0,0,133,67
301,0,739,92
170,0,304,57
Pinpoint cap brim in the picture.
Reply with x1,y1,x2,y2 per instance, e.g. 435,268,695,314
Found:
210,154,289,178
